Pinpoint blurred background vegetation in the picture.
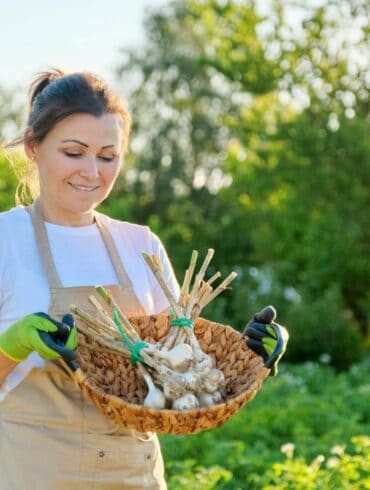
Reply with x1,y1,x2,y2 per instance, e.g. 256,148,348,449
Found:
1,0,369,487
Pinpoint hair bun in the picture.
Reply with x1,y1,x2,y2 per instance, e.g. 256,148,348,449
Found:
29,67,66,109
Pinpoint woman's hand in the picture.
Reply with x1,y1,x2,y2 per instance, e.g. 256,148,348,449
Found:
243,306,289,376
0,313,77,363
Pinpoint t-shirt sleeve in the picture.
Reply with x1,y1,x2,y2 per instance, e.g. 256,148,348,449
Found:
0,221,12,333
0,228,8,316
149,232,180,314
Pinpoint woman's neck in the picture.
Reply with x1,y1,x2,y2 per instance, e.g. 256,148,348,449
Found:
35,197,96,227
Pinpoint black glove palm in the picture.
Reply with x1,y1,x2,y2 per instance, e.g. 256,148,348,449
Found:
244,306,289,376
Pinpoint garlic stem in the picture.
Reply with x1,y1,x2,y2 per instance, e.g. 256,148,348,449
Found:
207,271,222,286
87,296,124,336
152,253,164,272
179,250,198,308
95,286,142,342
185,249,214,317
142,253,183,317
201,272,238,308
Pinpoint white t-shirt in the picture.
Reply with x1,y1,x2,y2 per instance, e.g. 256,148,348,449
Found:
0,206,180,402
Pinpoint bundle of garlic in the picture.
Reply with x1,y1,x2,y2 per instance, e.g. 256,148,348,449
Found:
72,249,237,411
141,249,237,410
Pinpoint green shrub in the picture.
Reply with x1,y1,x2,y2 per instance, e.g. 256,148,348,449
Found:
160,361,370,489
283,287,363,370
253,436,370,490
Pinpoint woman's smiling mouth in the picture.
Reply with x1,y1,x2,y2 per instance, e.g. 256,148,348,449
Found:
68,183,100,192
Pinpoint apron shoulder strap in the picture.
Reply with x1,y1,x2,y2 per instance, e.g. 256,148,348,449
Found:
93,212,133,288
28,199,63,289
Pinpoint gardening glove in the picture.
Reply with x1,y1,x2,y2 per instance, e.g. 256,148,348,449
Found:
243,305,289,376
0,312,78,364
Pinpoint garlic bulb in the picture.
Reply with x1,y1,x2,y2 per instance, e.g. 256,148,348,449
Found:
198,392,214,407
163,379,187,401
178,371,198,391
172,393,199,411
195,354,215,370
144,388,166,409
141,368,166,409
206,369,225,385
198,388,223,406
162,371,199,399
202,368,225,393
187,334,215,370
211,391,223,404
202,380,219,394
154,343,194,372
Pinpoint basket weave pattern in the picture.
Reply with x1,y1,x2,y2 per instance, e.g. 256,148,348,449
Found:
75,315,269,435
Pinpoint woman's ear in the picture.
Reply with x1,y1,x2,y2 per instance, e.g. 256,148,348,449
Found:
24,129,38,161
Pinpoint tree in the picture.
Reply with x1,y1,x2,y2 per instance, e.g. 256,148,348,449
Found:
97,0,370,365
215,0,370,337
0,85,22,211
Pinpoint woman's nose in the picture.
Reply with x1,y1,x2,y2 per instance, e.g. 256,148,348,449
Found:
78,155,99,178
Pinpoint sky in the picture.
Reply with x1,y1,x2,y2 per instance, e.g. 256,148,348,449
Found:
0,0,168,92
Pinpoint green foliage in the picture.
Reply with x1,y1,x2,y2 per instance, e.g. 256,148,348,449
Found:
167,463,232,489
0,152,18,211
160,360,370,489
109,0,369,361
283,287,363,369
253,436,370,489
222,103,370,339
0,86,22,143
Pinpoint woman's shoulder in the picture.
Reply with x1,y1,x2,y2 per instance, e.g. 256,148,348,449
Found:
98,214,155,247
0,206,29,234
100,214,150,235
0,207,31,262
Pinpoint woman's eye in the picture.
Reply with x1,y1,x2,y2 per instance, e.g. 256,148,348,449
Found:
99,156,114,162
63,151,115,162
64,152,81,158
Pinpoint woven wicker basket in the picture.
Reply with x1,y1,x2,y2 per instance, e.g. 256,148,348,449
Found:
73,314,269,435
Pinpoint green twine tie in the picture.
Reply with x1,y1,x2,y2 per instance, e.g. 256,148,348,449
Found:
170,317,194,328
113,310,147,366
129,341,148,366
169,308,176,320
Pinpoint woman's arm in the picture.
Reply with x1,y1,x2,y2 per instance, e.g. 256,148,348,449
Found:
0,351,17,386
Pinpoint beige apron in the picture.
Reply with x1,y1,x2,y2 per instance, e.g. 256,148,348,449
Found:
0,201,167,490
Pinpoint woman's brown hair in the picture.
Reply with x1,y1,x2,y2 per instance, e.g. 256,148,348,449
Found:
5,67,131,204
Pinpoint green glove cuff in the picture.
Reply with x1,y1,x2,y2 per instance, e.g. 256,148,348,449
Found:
0,314,60,361
263,336,277,356
266,325,278,339
264,323,289,374
65,327,78,350
0,343,21,362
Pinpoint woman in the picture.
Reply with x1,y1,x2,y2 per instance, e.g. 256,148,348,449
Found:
0,68,180,489
0,68,288,489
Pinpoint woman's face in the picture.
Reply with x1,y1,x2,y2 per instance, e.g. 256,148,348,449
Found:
26,112,123,225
